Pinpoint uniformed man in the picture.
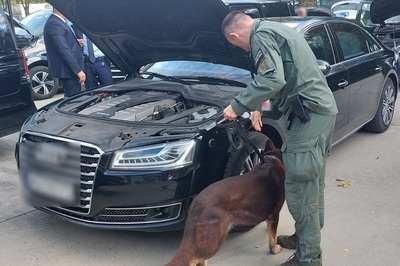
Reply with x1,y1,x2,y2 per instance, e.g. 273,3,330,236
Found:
221,11,338,266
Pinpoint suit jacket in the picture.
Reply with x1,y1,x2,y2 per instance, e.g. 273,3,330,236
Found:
43,14,84,79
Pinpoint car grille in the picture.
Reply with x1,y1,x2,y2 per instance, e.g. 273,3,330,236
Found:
21,133,102,215
44,202,183,225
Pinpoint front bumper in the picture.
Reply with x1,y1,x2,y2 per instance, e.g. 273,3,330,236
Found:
16,131,196,232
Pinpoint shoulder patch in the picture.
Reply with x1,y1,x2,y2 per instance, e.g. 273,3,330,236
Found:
254,49,268,74
254,49,264,67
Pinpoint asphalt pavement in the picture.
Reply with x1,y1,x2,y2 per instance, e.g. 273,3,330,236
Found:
0,94,399,266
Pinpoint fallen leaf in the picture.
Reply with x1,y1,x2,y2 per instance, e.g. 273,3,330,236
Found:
255,245,263,248
338,181,351,188
343,248,349,252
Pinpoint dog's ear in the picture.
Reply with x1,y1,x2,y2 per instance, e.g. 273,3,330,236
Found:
264,138,275,152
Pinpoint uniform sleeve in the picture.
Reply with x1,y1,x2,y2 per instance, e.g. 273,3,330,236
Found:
231,33,286,115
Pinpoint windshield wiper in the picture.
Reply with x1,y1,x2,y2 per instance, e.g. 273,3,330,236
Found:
141,71,191,85
188,76,247,87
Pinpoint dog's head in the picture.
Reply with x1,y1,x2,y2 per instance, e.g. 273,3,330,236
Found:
262,139,282,163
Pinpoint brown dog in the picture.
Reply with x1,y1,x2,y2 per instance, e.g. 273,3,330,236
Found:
165,139,285,266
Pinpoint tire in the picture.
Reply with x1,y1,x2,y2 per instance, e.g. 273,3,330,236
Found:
223,131,269,232
223,131,269,178
30,66,59,100
363,78,396,133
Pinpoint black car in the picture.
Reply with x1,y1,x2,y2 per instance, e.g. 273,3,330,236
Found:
222,0,295,18
371,0,400,49
0,5,36,138
16,0,398,232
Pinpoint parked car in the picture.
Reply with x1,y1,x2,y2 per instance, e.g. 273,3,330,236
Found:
331,0,376,32
16,0,398,232
0,5,36,138
19,9,58,100
222,0,295,18
371,0,400,49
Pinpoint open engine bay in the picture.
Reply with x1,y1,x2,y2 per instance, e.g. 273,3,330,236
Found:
59,90,221,124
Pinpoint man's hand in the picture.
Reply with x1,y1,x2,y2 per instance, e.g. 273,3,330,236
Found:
223,104,238,120
77,38,84,47
251,111,263,132
77,71,86,84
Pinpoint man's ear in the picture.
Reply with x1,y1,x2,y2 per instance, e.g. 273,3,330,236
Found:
228,32,239,42
228,32,239,38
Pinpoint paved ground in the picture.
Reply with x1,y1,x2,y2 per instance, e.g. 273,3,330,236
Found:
0,94,399,266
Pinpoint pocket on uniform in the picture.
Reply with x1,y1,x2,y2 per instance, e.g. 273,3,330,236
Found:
282,136,323,182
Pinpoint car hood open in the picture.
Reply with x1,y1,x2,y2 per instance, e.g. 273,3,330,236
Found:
47,0,251,77
371,0,400,24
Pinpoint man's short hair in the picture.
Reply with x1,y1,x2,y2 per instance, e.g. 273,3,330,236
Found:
221,11,247,38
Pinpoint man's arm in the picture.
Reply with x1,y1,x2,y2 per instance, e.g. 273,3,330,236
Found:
231,34,286,116
47,23,83,75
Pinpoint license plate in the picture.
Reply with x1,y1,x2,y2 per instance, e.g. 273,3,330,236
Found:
24,172,79,206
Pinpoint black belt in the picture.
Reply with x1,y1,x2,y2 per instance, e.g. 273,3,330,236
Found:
83,55,106,62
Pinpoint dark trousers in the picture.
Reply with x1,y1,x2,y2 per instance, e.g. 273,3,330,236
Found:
60,78,81,97
84,59,113,90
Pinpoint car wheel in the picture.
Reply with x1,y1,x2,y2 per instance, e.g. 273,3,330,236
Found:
363,78,396,133
30,66,59,100
223,131,269,232
223,131,269,178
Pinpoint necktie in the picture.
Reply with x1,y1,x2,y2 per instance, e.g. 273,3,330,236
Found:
86,38,96,63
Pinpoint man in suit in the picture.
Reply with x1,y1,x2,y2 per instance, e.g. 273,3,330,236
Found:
71,25,113,90
43,7,85,97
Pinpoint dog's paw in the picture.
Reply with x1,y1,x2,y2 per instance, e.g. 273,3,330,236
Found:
270,244,282,254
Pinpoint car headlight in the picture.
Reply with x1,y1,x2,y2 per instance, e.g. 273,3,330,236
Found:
110,140,196,170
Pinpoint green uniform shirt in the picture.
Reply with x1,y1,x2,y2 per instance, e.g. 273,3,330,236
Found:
230,19,338,117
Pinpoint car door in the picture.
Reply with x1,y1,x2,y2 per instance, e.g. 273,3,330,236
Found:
0,6,36,137
330,22,384,130
0,9,21,98
302,24,350,142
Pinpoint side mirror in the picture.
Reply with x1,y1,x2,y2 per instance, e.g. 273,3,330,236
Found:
317,60,331,75
14,26,37,49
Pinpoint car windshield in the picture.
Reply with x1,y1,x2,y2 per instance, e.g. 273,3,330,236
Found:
332,3,359,19
144,61,253,84
333,9,358,19
385,15,400,24
20,10,51,36
332,3,359,12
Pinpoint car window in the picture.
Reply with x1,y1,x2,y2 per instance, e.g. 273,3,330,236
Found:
0,10,15,56
263,3,293,17
145,61,253,84
359,3,371,26
303,25,335,65
228,5,261,18
385,15,400,24
331,23,370,60
332,3,358,12
20,10,51,36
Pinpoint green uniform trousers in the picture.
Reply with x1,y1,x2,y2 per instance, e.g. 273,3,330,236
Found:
282,112,336,266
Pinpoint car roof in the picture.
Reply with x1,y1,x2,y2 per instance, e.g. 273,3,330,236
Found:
331,0,371,8
269,16,362,31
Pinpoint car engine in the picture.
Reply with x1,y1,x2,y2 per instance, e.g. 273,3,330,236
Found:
63,90,220,124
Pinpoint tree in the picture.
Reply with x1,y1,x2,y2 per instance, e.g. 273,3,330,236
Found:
18,0,29,16
1,0,7,10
